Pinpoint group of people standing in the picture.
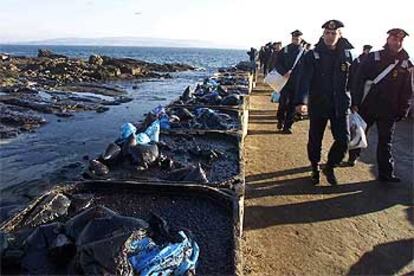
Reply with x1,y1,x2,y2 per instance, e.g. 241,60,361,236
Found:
250,20,413,186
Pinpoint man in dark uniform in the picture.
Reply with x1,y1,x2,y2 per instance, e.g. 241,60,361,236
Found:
349,45,372,90
295,20,354,185
275,30,305,133
268,41,283,72
259,46,266,71
247,47,258,77
352,45,373,72
348,28,413,183
263,42,273,75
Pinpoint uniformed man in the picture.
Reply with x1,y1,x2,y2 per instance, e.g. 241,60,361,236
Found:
259,46,266,71
295,20,354,185
275,30,305,133
247,47,258,75
348,28,413,183
263,42,273,75
268,41,283,72
349,45,373,89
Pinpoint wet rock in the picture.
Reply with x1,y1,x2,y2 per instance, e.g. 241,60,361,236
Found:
127,143,160,169
0,125,20,139
88,160,110,176
96,106,109,113
101,142,122,164
88,54,104,66
37,49,67,59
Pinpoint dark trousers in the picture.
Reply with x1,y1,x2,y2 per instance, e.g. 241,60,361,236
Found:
308,114,350,167
263,64,268,75
276,87,296,130
349,114,396,178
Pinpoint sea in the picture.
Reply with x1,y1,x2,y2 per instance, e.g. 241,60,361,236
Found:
0,45,247,202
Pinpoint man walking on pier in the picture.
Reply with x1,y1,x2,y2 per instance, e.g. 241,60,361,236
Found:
295,20,354,185
347,28,413,183
268,41,283,72
275,30,305,133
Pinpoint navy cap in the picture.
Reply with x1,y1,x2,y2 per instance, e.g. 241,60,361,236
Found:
291,30,303,37
363,45,373,50
387,28,409,38
322,20,344,30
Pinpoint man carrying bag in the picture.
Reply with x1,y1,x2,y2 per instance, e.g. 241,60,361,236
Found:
265,30,305,133
348,28,413,184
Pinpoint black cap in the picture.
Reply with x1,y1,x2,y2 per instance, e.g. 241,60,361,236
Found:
387,28,409,38
363,45,373,50
291,30,303,37
322,20,344,30
273,41,282,45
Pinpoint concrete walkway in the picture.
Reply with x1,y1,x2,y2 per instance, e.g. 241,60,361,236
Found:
242,75,413,275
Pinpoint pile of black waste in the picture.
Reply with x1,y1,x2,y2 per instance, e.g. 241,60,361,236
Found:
0,191,199,275
165,106,236,130
84,105,235,184
173,80,242,106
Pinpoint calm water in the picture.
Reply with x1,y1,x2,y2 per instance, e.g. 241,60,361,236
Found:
0,45,245,71
0,45,246,202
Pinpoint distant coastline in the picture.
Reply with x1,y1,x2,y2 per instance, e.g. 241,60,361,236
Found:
0,36,246,50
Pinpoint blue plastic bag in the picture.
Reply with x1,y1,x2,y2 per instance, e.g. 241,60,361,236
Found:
136,133,151,145
120,123,136,140
159,114,170,130
151,105,166,117
270,91,280,103
144,120,160,143
128,231,199,276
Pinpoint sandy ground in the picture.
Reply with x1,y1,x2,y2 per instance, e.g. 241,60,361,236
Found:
242,76,413,275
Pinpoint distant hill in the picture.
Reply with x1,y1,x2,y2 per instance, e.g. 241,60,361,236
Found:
7,36,243,49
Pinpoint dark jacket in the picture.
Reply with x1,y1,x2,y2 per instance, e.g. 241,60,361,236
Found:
351,47,413,118
296,37,354,117
267,50,280,72
275,43,304,90
349,53,369,90
247,48,258,63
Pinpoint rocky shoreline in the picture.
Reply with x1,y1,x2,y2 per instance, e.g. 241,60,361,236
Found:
0,49,195,139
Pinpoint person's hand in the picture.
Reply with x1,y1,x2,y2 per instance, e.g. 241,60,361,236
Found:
283,70,292,78
351,105,359,113
296,104,308,115
395,111,407,122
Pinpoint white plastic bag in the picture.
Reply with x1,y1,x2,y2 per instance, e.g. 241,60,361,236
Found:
264,70,289,92
270,91,280,103
349,112,368,150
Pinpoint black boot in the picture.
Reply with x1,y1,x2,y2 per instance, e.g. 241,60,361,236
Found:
322,165,338,186
310,164,320,185
378,175,401,183
277,121,283,130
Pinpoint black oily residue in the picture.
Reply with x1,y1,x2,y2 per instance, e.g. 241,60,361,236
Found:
91,190,236,275
103,133,240,183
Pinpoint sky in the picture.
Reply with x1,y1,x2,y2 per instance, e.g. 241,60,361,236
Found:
0,0,412,55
